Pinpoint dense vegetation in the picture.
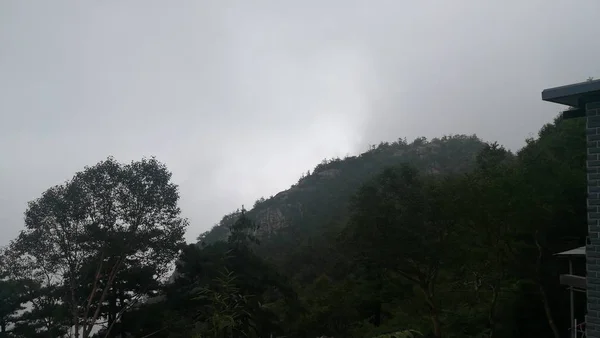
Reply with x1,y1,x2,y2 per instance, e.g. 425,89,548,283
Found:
0,115,587,338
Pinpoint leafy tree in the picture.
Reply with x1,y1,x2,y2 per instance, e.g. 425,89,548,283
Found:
138,209,298,338
227,207,259,248
342,165,465,338
192,268,257,337
10,157,187,338
0,279,24,336
0,244,71,337
0,250,27,337
0,249,22,336
510,117,586,338
446,143,519,338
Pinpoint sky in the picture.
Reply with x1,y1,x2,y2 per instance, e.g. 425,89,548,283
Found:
1,1,599,245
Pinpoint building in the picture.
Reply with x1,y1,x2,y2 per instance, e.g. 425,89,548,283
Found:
543,78,600,338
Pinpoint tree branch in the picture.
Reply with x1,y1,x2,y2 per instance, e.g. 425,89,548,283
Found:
82,252,105,332
102,285,152,338
83,256,123,338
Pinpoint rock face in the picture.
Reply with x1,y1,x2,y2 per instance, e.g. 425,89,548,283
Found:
199,135,486,255
254,206,288,236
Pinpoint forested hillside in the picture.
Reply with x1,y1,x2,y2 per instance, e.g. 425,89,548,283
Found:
0,116,587,338
199,135,486,264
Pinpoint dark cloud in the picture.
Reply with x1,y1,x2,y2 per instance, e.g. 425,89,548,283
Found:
1,0,599,243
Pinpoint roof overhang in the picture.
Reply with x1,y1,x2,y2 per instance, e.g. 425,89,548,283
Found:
555,246,585,257
542,79,600,119
542,79,600,108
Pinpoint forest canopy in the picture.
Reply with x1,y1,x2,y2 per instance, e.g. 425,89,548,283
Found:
0,115,586,338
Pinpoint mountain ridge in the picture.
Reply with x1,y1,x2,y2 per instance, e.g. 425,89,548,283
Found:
198,134,487,256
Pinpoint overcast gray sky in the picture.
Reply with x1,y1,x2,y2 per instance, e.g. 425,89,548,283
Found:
1,1,599,245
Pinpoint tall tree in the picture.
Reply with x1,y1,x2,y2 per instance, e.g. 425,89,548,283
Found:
454,143,518,338
0,248,26,337
153,210,295,338
511,117,586,338
0,245,70,338
342,165,464,338
11,157,187,338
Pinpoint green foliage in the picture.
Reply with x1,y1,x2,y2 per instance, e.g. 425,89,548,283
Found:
228,207,260,247
4,157,187,338
193,121,585,338
0,278,26,335
201,135,485,251
0,117,589,338
371,330,422,338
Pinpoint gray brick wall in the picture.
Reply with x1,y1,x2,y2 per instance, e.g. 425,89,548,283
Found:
588,101,600,337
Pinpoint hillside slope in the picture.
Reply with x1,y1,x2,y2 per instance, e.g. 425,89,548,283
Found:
198,135,486,260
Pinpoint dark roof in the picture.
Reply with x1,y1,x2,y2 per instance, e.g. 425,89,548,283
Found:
542,79,600,108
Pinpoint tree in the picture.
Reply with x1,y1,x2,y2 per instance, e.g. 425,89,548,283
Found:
342,165,464,338
0,244,71,338
453,143,518,338
192,268,257,337
0,279,24,335
0,248,27,337
509,117,586,338
152,209,296,338
11,157,187,338
227,207,259,248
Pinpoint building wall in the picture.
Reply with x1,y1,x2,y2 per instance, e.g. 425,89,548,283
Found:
587,101,600,337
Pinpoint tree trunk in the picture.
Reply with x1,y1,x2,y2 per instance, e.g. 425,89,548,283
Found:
84,257,123,338
107,290,117,337
374,271,383,327
118,292,126,338
488,284,499,338
74,311,80,338
488,258,504,338
71,277,80,338
429,301,442,338
538,282,560,338
420,284,442,338
534,232,560,338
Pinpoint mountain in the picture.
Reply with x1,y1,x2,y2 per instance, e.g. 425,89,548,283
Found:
198,135,486,265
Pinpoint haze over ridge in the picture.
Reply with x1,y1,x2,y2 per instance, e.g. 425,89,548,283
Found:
1,0,599,243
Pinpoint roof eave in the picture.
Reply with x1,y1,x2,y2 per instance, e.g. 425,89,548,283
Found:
542,79,600,109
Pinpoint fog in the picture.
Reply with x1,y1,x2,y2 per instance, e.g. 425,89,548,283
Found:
1,0,599,243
